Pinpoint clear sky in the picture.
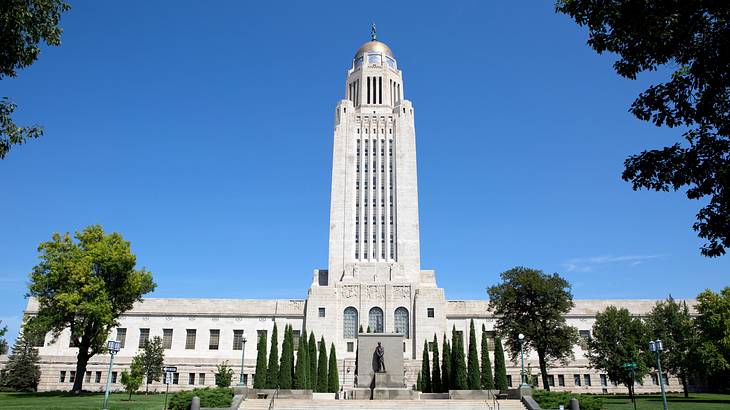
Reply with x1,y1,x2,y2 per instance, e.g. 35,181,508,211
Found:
1,1,727,343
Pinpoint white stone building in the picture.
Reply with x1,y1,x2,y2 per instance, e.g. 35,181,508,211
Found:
9,36,686,394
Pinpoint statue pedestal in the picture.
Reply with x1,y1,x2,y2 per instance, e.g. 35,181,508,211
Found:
374,372,401,388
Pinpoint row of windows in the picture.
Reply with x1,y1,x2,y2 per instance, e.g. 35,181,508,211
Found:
341,306,409,339
58,370,210,386
109,328,251,351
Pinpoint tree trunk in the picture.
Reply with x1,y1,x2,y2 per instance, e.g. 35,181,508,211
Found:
145,374,149,395
71,346,90,394
681,373,689,398
537,349,550,391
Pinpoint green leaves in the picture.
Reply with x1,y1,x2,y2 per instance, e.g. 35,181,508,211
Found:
695,288,730,377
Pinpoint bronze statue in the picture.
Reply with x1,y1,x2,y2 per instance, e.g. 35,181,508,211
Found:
375,342,386,372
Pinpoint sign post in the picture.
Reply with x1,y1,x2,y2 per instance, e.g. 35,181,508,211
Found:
162,366,177,410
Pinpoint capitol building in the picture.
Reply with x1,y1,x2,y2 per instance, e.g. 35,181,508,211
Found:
19,36,681,394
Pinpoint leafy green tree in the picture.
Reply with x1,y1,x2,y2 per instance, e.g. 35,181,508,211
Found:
254,331,267,388
294,331,308,389
431,334,441,393
120,356,144,399
214,361,234,388
139,336,164,394
0,0,70,159
695,287,730,385
587,306,649,398
441,336,451,392
317,337,328,393
421,339,432,393
0,330,40,391
556,1,730,257
646,296,700,397
278,325,293,389
487,267,579,391
480,324,494,389
308,332,317,390
0,320,7,355
266,324,279,388
327,343,339,393
451,325,467,390
26,225,155,394
493,336,508,391
467,319,481,389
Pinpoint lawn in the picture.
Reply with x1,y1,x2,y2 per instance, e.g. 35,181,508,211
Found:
0,391,168,410
601,393,730,410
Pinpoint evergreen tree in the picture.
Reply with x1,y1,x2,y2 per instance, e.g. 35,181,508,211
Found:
279,324,294,389
294,331,307,389
0,331,40,391
266,323,279,388
451,326,467,390
493,336,508,391
328,343,339,393
0,320,8,355
366,325,372,333
480,324,494,389
421,339,432,393
308,332,317,390
431,334,442,393
467,319,481,389
254,331,268,388
441,336,451,392
317,337,328,392
416,371,423,391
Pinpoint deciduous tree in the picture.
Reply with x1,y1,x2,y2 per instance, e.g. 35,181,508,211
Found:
0,320,7,355
139,336,164,394
695,287,730,386
487,267,579,391
26,225,155,394
120,356,144,399
556,0,730,257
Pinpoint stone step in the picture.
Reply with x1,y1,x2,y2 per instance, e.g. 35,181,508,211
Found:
239,399,526,410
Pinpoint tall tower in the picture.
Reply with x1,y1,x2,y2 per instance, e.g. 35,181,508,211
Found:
306,32,446,371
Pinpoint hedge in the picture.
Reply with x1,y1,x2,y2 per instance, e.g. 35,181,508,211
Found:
167,387,233,410
531,390,603,410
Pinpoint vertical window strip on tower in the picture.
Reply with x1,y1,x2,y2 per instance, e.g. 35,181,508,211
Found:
379,77,383,104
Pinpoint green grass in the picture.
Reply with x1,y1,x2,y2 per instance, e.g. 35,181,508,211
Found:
0,391,168,410
601,393,730,410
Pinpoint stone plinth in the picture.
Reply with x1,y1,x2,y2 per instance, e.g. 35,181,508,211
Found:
448,389,500,400
372,387,419,400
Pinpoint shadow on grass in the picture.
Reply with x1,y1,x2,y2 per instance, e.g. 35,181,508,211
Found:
604,394,730,405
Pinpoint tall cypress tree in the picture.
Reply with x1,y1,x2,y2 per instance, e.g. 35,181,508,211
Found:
294,329,307,389
480,324,494,389
431,334,442,393
441,336,451,392
254,331,268,388
266,323,279,388
493,335,508,391
279,325,294,389
451,326,467,390
308,332,317,390
416,371,423,391
327,343,339,393
317,337,328,393
421,339,432,393
467,319,481,389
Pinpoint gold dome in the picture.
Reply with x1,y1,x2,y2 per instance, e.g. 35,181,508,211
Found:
354,40,395,60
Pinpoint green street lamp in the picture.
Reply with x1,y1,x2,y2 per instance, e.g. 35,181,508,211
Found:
649,339,669,410
518,333,528,387
238,335,247,386
102,340,121,410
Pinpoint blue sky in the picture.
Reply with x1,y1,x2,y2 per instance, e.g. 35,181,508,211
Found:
1,1,727,343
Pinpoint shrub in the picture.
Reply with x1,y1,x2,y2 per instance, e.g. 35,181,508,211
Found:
167,387,233,410
532,390,603,410
214,361,234,388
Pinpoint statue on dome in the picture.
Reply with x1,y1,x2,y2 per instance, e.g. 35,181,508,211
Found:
371,23,377,41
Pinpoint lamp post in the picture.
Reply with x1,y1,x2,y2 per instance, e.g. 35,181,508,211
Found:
649,340,669,410
102,340,121,410
238,335,247,386
518,333,528,387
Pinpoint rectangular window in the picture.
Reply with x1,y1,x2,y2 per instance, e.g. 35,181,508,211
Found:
95,371,102,383
199,373,206,385
209,329,220,350
662,373,669,386
574,374,581,386
651,373,659,385
186,329,196,350
138,328,150,348
584,374,591,386
163,329,173,349
242,374,248,385
485,331,496,351
558,374,565,387
189,373,195,385
60,371,66,382
70,371,76,383
292,330,300,351
507,375,513,387
427,308,434,318
547,375,555,387
319,307,326,317
600,374,607,386
347,342,354,352
116,328,126,348
233,330,244,350
85,371,91,383
173,373,179,385
111,371,117,384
